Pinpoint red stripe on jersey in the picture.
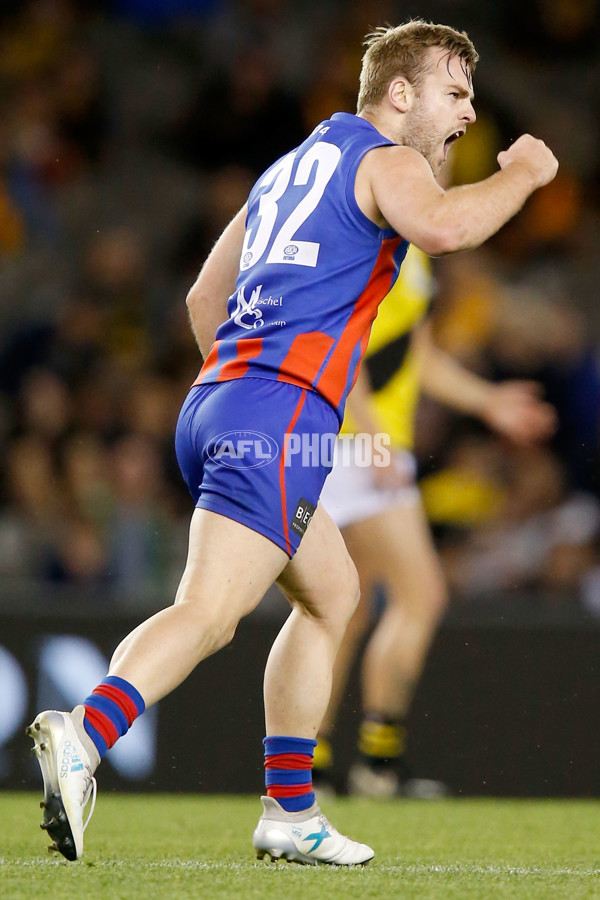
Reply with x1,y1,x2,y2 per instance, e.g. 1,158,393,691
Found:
279,389,307,556
193,340,222,385
316,237,402,409
216,336,263,381
265,753,313,770
277,331,335,387
92,684,138,727
348,327,371,394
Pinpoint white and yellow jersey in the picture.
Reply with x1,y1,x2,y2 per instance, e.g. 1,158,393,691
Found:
341,245,433,450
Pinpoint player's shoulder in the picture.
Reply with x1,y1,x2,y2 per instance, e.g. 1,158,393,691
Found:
357,144,434,211
361,143,428,172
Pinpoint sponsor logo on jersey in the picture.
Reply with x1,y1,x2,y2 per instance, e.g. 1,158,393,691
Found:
232,285,264,329
290,497,316,537
231,285,284,329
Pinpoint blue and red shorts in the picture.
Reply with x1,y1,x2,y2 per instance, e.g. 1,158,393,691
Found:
175,377,339,557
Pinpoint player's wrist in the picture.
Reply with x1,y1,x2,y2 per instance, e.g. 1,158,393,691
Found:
501,158,542,194
471,382,499,423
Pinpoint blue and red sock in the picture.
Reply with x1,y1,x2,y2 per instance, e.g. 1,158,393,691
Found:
264,735,317,813
82,675,145,760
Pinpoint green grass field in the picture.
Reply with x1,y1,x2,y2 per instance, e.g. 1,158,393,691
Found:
2,793,599,899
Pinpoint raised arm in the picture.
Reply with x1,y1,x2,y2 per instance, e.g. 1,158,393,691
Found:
186,204,247,359
356,136,558,256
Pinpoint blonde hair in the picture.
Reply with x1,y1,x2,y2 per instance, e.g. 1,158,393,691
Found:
357,19,478,112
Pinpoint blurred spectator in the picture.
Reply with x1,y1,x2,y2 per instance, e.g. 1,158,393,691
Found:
489,290,600,495
172,163,255,285
53,46,110,169
496,0,600,62
420,432,506,532
111,0,220,25
169,44,305,176
0,434,66,579
439,444,600,607
0,292,107,395
61,431,113,529
18,367,71,441
106,433,174,592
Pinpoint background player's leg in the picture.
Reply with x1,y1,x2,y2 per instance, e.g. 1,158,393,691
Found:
354,500,447,718
344,499,449,797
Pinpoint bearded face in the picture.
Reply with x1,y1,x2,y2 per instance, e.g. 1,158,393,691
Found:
397,49,475,174
400,97,448,173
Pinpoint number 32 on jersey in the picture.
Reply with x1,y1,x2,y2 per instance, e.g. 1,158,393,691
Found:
240,142,341,271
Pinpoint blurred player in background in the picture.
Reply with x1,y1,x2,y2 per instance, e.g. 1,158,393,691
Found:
27,20,557,865
317,246,557,797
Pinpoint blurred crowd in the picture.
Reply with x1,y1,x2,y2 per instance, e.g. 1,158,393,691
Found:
0,0,599,615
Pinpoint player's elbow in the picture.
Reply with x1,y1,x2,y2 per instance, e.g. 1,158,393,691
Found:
185,282,214,321
186,281,207,314
415,222,466,256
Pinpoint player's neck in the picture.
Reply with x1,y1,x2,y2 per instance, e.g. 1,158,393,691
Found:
357,107,399,146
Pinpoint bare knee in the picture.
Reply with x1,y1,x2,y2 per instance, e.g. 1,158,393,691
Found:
283,555,360,635
346,587,372,640
324,558,361,631
423,571,449,623
205,615,238,654
174,592,241,656
398,570,449,629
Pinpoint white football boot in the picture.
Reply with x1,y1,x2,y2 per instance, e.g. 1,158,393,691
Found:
27,706,99,860
348,761,448,799
347,761,399,798
253,796,374,865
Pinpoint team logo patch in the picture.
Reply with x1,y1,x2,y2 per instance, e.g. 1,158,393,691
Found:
207,431,279,469
290,498,316,537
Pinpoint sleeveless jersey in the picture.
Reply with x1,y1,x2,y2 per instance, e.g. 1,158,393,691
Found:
341,245,433,449
195,112,409,423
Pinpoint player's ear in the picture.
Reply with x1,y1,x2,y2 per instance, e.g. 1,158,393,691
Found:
388,77,412,113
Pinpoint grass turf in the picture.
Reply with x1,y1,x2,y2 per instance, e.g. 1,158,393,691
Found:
1,793,599,899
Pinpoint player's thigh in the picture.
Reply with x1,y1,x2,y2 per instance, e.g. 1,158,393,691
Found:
176,507,289,623
343,498,446,603
276,503,359,622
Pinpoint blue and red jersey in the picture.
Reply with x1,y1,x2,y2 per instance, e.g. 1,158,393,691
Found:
195,112,409,423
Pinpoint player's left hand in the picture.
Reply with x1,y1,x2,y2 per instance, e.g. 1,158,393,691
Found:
481,380,557,444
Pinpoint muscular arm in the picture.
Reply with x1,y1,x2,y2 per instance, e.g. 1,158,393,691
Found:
416,322,556,444
357,136,557,256
185,205,247,359
416,322,493,414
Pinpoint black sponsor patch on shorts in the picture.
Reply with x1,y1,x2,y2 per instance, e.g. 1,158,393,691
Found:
290,497,316,538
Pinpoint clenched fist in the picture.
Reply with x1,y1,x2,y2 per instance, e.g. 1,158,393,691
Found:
497,134,558,189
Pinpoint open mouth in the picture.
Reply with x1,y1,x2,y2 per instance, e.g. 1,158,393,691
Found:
443,130,465,155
